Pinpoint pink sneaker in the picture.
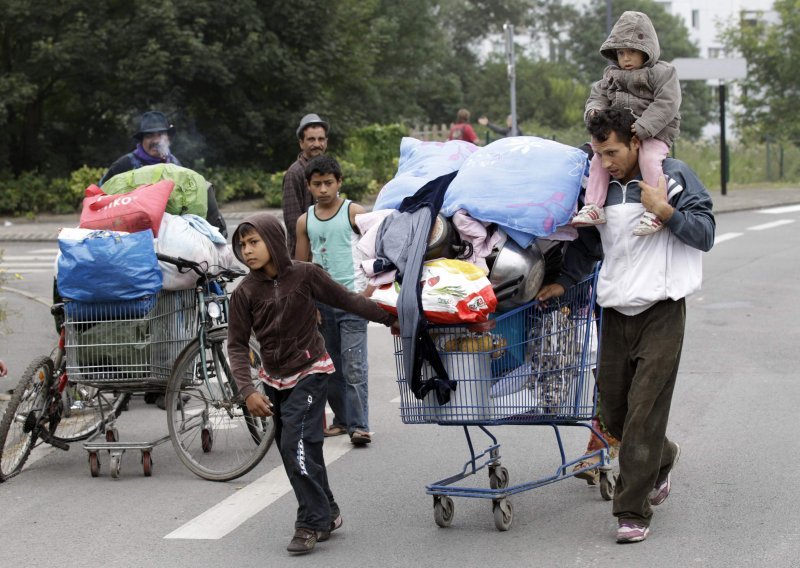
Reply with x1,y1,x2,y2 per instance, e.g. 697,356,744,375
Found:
649,442,681,506
616,522,650,543
570,204,607,227
633,211,664,236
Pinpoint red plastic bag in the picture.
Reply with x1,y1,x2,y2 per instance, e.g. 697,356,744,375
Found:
79,180,175,236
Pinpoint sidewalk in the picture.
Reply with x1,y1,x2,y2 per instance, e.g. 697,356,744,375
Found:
1,185,799,242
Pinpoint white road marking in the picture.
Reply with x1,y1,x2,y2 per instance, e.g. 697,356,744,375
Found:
759,204,800,215
164,434,354,540
746,219,795,231
714,232,744,244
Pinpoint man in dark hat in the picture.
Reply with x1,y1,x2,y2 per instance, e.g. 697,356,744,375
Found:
282,113,329,256
94,109,225,410
99,111,182,184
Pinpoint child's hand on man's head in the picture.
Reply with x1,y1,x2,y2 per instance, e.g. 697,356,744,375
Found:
0,359,7,377
246,392,273,417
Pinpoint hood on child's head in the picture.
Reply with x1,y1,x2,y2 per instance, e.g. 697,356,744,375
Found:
232,213,292,276
600,11,660,67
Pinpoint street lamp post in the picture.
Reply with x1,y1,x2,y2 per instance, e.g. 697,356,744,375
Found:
504,22,518,136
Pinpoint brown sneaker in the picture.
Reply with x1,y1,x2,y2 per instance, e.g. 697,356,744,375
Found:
317,514,343,542
287,528,317,554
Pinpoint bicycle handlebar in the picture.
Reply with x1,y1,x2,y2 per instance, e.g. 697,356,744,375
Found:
156,253,246,282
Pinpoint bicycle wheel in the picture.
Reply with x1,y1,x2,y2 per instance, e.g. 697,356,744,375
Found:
166,328,274,481
47,347,129,443
53,383,129,443
0,356,53,480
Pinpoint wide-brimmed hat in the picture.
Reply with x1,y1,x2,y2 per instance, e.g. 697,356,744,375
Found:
296,113,329,139
133,111,176,140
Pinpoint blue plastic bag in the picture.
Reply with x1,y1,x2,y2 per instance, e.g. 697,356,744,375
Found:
442,136,587,238
374,137,478,210
57,229,162,302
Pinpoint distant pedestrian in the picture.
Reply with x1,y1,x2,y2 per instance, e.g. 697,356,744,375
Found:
282,113,329,256
571,11,681,237
478,114,523,137
294,155,373,446
447,108,480,144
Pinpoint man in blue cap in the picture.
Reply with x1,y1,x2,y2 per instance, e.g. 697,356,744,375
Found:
282,113,329,256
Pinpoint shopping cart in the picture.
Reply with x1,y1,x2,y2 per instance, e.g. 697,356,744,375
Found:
394,268,614,530
0,255,274,481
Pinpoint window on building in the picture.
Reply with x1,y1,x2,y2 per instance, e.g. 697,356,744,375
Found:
708,47,724,59
692,10,700,29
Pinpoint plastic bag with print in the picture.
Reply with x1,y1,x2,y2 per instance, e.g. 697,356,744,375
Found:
371,259,497,324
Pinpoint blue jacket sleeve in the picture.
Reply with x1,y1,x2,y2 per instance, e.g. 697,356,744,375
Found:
663,160,716,252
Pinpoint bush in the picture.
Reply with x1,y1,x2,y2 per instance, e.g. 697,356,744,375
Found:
337,159,379,202
200,166,268,202
344,123,407,183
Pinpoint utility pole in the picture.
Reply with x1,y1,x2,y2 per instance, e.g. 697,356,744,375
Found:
504,22,518,136
606,0,613,34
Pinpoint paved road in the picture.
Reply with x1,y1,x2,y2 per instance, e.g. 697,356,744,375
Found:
0,202,799,567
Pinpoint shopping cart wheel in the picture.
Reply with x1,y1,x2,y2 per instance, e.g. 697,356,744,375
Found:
493,498,513,531
142,451,152,477
489,465,509,489
599,471,615,501
105,428,118,443
89,452,100,477
110,453,122,479
433,496,454,528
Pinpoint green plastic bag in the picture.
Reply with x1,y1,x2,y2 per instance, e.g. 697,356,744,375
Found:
102,164,209,217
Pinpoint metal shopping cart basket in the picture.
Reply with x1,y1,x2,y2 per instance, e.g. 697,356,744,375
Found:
64,289,197,477
394,268,614,530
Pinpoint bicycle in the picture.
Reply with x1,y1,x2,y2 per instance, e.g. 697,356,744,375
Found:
157,253,275,481
0,313,129,481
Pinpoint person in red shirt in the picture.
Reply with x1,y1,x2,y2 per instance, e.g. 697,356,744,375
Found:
447,108,480,144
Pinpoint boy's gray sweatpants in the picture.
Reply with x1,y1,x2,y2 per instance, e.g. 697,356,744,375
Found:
597,299,684,526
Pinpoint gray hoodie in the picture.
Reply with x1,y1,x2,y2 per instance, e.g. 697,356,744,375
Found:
585,11,681,145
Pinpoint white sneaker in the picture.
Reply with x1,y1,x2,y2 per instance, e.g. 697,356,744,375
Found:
570,204,607,227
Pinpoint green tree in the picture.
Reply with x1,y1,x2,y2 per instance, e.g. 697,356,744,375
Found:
720,0,800,143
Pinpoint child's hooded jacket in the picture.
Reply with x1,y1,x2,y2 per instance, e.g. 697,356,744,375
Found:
227,213,394,401
585,10,681,145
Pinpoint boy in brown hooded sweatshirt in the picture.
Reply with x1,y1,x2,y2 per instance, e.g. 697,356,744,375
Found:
227,213,396,555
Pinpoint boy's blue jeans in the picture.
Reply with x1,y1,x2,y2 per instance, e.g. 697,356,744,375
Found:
317,303,370,435
265,374,340,532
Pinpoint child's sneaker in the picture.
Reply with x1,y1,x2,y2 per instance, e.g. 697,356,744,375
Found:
633,211,663,236
287,527,318,554
570,204,607,227
616,522,650,543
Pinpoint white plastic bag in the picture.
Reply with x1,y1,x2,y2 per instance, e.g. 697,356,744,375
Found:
155,213,243,290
